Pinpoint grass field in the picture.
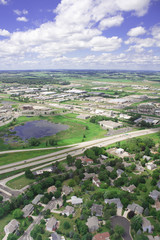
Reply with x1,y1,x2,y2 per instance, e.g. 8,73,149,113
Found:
0,214,13,240
6,175,35,189
0,148,64,166
0,113,106,149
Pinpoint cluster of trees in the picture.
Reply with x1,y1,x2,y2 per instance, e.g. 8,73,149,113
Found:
121,137,155,154
84,146,106,161
90,115,118,124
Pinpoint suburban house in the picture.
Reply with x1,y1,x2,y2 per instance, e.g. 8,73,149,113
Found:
47,186,57,194
77,156,93,165
62,206,74,216
121,185,136,193
46,217,58,232
142,217,154,233
52,198,63,209
116,169,124,177
143,155,151,161
157,181,160,189
147,236,160,240
32,194,43,205
105,198,123,210
146,162,157,170
92,176,101,187
92,232,110,240
127,203,144,215
4,219,19,235
51,232,62,240
116,148,124,154
22,204,34,218
106,166,114,172
62,185,73,196
91,204,103,217
149,190,160,201
71,196,83,205
86,216,99,233
83,173,97,181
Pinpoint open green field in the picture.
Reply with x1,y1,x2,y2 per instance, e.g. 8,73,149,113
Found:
0,214,13,239
0,148,64,166
0,113,106,149
6,175,35,189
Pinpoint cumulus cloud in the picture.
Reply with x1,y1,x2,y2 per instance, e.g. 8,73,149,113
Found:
16,16,28,22
99,15,124,30
0,29,10,37
90,36,122,51
127,26,146,37
0,0,153,69
116,0,150,16
0,0,7,5
14,9,28,15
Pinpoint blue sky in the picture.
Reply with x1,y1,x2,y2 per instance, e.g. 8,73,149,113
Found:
0,0,160,70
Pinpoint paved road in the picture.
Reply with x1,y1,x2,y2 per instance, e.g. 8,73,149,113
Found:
18,199,59,240
0,128,159,175
111,216,132,240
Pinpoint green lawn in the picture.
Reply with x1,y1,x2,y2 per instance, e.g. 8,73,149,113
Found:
0,148,64,166
6,175,36,189
0,214,13,240
0,114,106,149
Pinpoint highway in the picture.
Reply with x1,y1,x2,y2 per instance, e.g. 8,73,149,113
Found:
0,128,159,176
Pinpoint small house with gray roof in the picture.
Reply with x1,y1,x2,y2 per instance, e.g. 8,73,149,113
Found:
46,217,57,232
22,203,34,218
91,204,103,217
32,194,43,205
105,198,123,210
86,216,99,233
127,203,144,214
4,219,19,235
149,190,160,201
142,217,153,233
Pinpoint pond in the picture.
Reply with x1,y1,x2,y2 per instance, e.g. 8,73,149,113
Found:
11,120,69,140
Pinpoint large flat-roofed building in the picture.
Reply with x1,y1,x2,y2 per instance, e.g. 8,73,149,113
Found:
99,120,123,130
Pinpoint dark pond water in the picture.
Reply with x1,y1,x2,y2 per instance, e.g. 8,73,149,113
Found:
11,120,68,140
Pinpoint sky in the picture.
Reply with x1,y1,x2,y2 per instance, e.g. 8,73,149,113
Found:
0,0,160,70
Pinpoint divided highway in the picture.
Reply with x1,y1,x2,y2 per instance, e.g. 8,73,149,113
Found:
0,128,159,175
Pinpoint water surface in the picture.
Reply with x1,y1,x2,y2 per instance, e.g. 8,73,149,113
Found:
11,120,68,140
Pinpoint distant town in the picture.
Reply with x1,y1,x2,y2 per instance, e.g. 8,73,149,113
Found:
0,70,160,240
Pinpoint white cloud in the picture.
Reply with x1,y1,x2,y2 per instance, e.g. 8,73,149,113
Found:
116,0,150,16
99,15,124,30
151,25,160,46
16,16,28,22
127,26,146,37
14,9,28,16
0,0,7,5
0,29,10,37
0,0,155,70
90,36,122,51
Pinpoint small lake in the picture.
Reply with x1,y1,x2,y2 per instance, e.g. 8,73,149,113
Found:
11,120,68,140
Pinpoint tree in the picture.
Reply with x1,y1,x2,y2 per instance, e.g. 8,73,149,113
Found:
63,221,71,229
28,137,40,146
135,234,149,240
75,159,82,169
0,207,4,218
66,154,75,166
25,168,34,179
114,225,124,237
131,215,142,232
0,195,3,202
7,234,17,240
13,208,23,219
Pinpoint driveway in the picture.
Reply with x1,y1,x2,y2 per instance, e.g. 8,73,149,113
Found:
111,216,132,240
